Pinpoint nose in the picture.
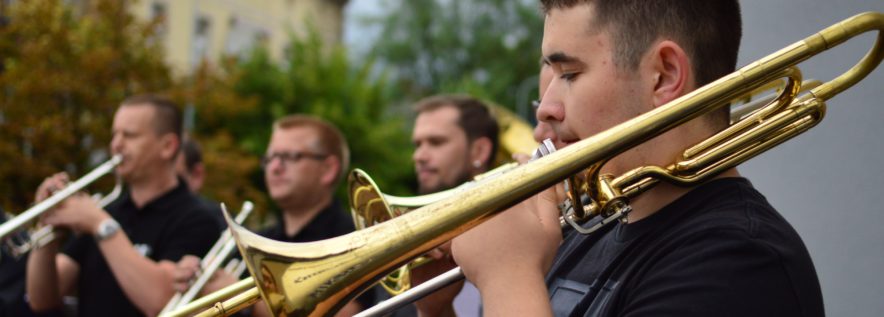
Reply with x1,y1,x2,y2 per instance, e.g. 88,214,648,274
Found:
110,133,123,154
412,144,428,166
266,156,286,174
536,97,564,124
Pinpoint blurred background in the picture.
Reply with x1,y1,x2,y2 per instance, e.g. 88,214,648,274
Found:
0,0,881,315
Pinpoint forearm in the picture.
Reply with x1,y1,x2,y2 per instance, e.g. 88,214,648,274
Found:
478,271,551,317
98,232,175,316
26,246,63,311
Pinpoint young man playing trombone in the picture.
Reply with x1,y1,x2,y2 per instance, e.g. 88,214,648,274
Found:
449,1,825,316
26,95,221,316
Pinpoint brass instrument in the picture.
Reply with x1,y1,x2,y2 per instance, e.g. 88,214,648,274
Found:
351,77,823,298
0,155,123,258
204,12,882,317
159,201,255,315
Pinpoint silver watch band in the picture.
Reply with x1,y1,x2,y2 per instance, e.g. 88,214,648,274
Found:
94,218,120,241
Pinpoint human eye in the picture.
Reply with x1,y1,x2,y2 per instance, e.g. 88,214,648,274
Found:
560,72,579,82
428,137,446,147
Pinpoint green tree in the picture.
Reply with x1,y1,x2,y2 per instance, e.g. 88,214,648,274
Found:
363,0,545,117
0,0,171,212
168,60,270,220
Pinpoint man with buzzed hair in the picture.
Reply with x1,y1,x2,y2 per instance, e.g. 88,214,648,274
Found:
449,1,824,316
27,95,221,316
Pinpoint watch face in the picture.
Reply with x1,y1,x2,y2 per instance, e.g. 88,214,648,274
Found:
97,219,120,240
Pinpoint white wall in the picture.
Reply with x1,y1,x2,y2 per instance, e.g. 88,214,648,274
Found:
738,1,884,316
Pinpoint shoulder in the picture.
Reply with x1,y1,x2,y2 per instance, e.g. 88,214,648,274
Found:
617,179,823,315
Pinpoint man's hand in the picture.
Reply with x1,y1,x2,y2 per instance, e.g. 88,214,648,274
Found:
35,172,70,203
451,186,563,316
171,255,201,293
412,242,461,317
41,193,109,235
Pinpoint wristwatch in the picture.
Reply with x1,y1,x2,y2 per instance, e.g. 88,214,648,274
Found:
94,218,121,241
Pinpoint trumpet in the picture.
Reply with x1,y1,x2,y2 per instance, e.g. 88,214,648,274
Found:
159,201,255,315
204,12,881,317
0,155,123,258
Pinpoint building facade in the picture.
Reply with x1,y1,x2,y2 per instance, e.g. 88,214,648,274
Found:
129,0,348,74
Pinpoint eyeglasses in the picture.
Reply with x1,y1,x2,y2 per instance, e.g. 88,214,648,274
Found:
261,151,327,169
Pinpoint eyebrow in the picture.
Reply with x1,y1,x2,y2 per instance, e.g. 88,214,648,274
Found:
544,52,581,64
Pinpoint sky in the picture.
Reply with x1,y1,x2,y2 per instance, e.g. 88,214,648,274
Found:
342,0,386,59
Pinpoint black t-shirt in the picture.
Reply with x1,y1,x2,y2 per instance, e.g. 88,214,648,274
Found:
546,178,824,317
258,200,376,310
63,179,221,317
197,195,225,229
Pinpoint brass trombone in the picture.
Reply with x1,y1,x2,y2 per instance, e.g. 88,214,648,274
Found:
348,77,823,300
0,155,123,258
204,12,882,317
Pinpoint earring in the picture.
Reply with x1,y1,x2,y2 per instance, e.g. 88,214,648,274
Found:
473,160,482,168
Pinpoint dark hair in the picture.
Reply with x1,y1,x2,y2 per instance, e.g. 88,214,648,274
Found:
540,0,741,87
414,95,500,169
120,94,183,151
273,115,350,184
180,137,203,172
540,0,741,127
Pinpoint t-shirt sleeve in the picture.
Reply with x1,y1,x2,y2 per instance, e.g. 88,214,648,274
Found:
618,229,817,317
153,209,221,262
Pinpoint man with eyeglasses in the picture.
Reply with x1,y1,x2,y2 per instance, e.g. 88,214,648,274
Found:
173,114,373,317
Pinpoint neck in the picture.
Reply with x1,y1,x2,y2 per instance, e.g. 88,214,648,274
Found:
625,167,740,223
279,193,332,237
128,167,180,208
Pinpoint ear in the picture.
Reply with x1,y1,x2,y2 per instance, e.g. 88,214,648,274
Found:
468,137,494,170
647,40,693,107
160,134,180,161
319,156,341,187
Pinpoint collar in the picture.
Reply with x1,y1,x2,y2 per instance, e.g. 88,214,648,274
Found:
615,177,752,242
117,177,190,214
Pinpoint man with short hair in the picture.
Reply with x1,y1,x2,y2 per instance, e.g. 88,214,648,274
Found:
451,1,824,316
408,94,498,317
177,137,207,193
176,115,373,317
176,137,225,228
27,95,221,316
412,95,499,195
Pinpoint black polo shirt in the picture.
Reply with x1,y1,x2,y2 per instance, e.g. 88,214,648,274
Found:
258,200,376,310
63,179,221,317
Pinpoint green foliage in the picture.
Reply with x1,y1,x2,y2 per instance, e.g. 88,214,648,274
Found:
168,60,270,219
364,0,545,116
0,0,415,217
0,0,171,211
